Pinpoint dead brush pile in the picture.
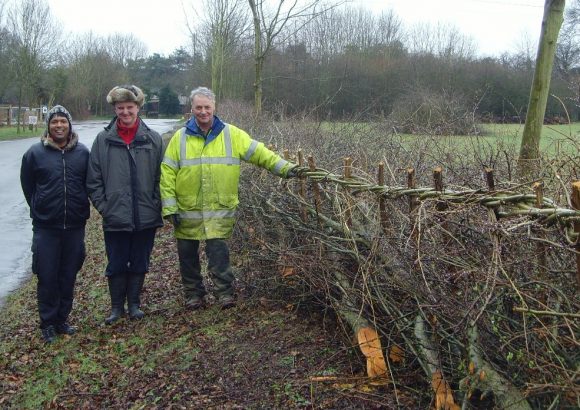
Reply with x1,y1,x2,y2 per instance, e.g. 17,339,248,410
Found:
220,101,579,409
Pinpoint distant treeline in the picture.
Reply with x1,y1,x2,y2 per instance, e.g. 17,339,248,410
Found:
0,0,578,122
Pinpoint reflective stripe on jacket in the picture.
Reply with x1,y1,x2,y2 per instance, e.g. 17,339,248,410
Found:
160,120,292,240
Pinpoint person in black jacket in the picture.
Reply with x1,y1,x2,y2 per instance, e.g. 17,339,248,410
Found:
86,85,163,325
20,105,90,344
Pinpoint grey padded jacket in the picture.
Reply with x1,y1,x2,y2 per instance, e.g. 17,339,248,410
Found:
87,117,163,232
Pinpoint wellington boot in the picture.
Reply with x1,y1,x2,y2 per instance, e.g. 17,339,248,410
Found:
105,274,126,325
127,273,145,320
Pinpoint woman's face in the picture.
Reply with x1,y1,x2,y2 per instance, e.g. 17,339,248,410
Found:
115,101,140,127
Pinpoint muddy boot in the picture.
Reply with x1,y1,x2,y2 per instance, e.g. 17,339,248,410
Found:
105,274,126,325
127,273,145,320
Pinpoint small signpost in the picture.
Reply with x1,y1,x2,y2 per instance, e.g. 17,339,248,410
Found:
28,115,38,131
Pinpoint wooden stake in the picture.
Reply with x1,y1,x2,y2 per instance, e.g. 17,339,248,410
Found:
484,167,495,192
433,167,449,235
308,155,322,227
298,150,307,223
378,162,389,231
533,181,547,276
407,168,418,213
433,167,443,192
571,181,580,287
343,158,353,227
407,168,419,242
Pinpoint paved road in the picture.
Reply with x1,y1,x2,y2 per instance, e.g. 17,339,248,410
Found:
0,118,179,306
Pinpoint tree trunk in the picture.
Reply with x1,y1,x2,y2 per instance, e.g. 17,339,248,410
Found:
518,0,566,177
248,0,263,116
254,56,263,116
17,84,23,134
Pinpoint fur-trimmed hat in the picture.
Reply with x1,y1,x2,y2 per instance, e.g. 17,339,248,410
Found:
46,105,72,127
106,85,145,107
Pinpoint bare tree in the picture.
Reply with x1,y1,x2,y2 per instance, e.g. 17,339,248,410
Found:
376,9,404,47
185,0,250,99
63,32,127,117
567,0,580,23
8,0,61,132
296,6,402,61
0,0,5,24
512,30,538,71
104,33,148,67
555,0,580,117
247,0,343,115
0,0,14,102
406,22,476,60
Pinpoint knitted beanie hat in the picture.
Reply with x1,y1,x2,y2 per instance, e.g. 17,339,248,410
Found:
46,105,72,128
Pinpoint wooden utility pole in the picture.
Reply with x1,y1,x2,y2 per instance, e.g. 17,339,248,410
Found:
518,0,566,176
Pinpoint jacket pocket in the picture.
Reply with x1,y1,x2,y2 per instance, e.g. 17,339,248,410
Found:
103,190,132,227
218,193,238,208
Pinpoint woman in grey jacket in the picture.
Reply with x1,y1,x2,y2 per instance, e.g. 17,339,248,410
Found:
86,85,163,325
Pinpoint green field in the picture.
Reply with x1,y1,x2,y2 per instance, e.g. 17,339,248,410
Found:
2,122,579,157
0,126,41,142
478,122,580,155
323,121,579,157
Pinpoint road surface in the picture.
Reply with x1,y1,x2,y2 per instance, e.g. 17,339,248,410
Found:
0,118,179,306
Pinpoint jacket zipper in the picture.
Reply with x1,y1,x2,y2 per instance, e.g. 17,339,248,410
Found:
62,150,67,229
128,144,138,229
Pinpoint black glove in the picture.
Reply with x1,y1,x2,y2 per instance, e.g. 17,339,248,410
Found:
165,214,181,227
287,165,300,178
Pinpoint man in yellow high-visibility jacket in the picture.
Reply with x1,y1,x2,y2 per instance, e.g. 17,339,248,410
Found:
160,87,298,309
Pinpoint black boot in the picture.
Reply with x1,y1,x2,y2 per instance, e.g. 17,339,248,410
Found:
105,274,126,325
127,273,145,320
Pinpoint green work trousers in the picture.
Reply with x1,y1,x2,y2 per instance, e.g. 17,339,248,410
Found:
176,238,235,299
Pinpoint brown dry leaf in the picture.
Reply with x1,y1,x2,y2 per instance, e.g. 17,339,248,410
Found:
479,370,486,381
6,374,21,382
68,362,81,371
359,384,375,392
430,315,438,327
431,370,460,410
388,344,405,364
281,266,295,277
468,361,476,375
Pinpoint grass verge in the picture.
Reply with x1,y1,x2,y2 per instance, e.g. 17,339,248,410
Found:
0,126,41,141
0,211,409,408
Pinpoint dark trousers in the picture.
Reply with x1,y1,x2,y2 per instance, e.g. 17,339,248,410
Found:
103,228,157,277
177,238,234,299
31,227,85,329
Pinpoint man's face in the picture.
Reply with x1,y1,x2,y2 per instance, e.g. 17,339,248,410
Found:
191,95,215,130
115,101,140,127
48,115,70,146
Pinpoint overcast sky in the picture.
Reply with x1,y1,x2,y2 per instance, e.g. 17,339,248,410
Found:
46,0,546,57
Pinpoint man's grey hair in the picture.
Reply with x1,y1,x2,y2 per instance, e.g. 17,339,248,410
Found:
190,87,215,103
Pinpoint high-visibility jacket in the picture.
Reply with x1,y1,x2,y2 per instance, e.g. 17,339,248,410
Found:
160,115,293,240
